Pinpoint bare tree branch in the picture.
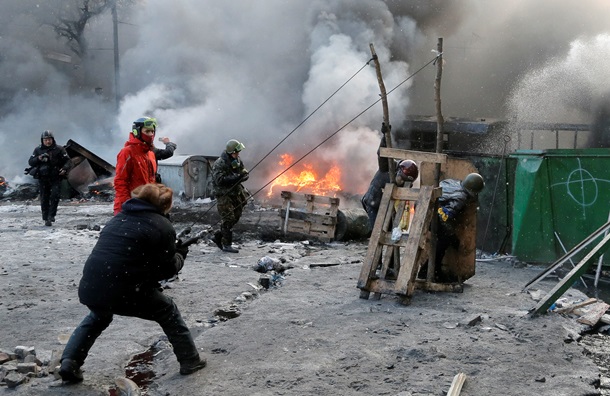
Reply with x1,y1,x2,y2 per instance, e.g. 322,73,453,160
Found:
46,0,136,58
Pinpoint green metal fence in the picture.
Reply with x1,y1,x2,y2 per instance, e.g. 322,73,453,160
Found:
510,149,610,264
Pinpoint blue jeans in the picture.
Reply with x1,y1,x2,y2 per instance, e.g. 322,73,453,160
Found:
61,288,199,366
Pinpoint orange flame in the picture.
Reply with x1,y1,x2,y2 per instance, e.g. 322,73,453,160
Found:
267,153,342,197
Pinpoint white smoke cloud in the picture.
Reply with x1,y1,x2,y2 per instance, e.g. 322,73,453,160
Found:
508,34,610,123
2,0,610,196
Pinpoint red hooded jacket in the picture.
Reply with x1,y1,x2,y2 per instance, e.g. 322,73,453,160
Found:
113,134,157,215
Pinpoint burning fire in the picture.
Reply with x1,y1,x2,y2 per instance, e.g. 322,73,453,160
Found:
267,153,342,197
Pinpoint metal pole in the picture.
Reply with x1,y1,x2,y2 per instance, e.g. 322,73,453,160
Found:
112,2,120,112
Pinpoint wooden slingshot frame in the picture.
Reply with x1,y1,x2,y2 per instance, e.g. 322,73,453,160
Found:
357,148,470,304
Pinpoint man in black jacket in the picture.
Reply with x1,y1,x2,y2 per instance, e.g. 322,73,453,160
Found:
27,130,71,226
58,183,206,383
361,124,418,230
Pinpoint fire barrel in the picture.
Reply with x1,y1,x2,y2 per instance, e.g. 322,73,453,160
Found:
334,208,372,241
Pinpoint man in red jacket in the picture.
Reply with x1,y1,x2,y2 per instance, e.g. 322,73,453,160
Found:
113,117,158,215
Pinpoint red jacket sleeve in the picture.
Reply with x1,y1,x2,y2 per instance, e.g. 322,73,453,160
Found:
113,148,132,215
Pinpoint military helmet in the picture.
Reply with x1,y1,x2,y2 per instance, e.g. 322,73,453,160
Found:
462,173,485,195
41,130,55,144
132,117,157,138
397,159,419,182
226,139,245,154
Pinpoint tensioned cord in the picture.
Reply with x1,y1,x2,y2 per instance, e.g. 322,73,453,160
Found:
183,53,442,232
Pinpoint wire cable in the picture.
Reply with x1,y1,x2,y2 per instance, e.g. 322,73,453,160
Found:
183,53,441,232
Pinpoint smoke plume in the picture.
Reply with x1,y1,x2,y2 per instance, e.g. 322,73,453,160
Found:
1,0,610,194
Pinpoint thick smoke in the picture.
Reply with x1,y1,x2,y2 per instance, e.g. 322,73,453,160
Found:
1,0,610,194
507,34,610,147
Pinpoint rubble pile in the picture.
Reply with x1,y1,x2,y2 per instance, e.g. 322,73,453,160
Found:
0,346,60,389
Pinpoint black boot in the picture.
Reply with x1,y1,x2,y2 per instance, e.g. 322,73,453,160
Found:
212,231,223,250
222,231,239,253
179,357,207,375
222,245,239,253
59,358,83,383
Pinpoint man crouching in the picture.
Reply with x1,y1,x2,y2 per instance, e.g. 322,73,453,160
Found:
59,183,206,383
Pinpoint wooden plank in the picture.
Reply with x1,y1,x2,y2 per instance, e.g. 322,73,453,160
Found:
391,188,421,201
282,203,335,211
279,191,340,242
553,298,597,314
600,314,610,325
532,233,610,315
280,191,340,205
414,280,463,293
279,211,337,225
285,221,335,234
379,147,447,164
367,279,401,295
394,186,435,295
358,184,396,291
447,373,467,396
577,302,610,326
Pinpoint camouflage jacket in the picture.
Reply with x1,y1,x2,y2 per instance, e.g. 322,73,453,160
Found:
211,151,246,198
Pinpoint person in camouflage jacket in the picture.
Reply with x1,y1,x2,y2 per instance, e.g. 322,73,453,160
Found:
211,139,249,253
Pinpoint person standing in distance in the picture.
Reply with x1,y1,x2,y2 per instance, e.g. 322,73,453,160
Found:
27,130,72,226
58,183,206,383
113,117,158,215
211,139,249,253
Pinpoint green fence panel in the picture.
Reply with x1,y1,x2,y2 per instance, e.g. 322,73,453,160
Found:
511,149,610,264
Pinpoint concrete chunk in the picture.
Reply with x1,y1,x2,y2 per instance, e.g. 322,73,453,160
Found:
4,371,26,388
14,346,35,359
16,362,38,374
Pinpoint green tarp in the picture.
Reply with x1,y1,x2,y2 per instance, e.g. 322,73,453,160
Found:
511,149,610,263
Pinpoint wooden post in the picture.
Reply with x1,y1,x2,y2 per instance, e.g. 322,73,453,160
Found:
427,38,444,282
369,43,396,182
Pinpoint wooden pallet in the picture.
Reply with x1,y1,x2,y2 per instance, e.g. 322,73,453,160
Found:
279,191,340,242
357,184,442,303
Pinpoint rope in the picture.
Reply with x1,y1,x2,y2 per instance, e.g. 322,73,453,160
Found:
184,53,441,232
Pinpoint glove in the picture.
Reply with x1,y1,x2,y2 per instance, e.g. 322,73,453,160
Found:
224,173,242,185
437,207,454,222
381,122,391,134
175,241,189,260
240,169,249,181
39,153,49,162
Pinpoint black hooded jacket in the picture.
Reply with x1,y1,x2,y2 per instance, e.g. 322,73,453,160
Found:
28,136,71,180
78,198,184,310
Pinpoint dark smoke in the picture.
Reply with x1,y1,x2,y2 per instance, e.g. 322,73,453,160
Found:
1,0,610,192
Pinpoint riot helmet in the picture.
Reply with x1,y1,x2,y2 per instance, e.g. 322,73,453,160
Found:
132,117,157,140
395,159,418,186
461,173,485,195
226,139,245,154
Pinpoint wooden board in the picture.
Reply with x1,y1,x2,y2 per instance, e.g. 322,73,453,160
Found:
280,191,340,242
438,200,477,281
577,302,610,326
357,184,441,300
420,157,479,282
